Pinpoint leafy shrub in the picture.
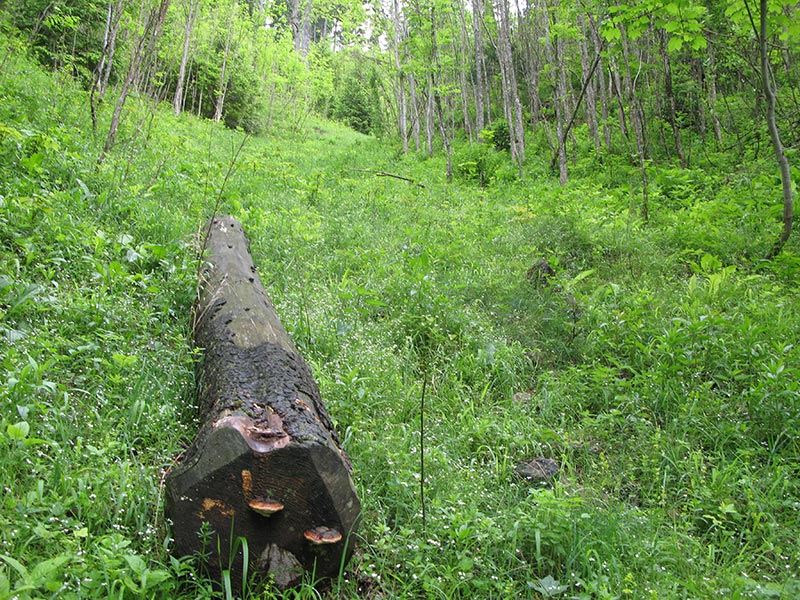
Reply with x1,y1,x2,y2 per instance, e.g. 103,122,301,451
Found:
482,119,511,152
332,61,383,135
453,142,501,186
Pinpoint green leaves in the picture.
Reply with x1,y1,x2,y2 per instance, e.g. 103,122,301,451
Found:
604,0,707,52
0,553,72,598
5,421,29,441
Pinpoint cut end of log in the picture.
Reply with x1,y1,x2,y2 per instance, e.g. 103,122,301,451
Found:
249,498,285,517
303,526,342,545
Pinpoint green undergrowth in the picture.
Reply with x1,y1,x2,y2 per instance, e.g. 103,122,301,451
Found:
1,37,799,599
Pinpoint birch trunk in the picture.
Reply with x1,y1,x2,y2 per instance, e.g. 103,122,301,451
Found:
174,0,198,117
619,25,649,220
392,0,408,152
759,0,793,258
659,29,686,167
493,0,525,167
579,13,600,149
542,0,566,182
409,71,421,151
100,0,170,163
472,0,487,133
213,1,236,124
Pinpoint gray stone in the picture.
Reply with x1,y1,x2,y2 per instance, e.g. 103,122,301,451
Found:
514,457,560,484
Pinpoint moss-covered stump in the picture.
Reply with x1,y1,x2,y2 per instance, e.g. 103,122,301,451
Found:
166,216,360,589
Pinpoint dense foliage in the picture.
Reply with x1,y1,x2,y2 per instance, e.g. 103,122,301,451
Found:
1,2,799,598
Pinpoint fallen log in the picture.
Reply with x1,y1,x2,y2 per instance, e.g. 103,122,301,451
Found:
166,216,360,589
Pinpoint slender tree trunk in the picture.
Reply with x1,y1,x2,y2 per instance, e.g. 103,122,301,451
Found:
610,57,628,139
98,0,125,101
579,14,600,149
174,0,198,117
493,0,525,169
409,71,421,151
619,25,649,221
392,0,408,152
550,40,604,175
659,29,686,167
100,0,170,163
757,0,793,257
396,72,409,153
692,58,707,141
91,0,125,131
706,42,723,145
472,0,487,133
555,32,569,182
425,80,434,158
429,6,453,181
214,0,236,123
586,13,610,148
516,0,541,127
453,5,473,141
542,0,566,182
291,0,312,56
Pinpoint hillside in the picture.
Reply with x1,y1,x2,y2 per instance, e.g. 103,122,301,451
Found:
1,35,800,599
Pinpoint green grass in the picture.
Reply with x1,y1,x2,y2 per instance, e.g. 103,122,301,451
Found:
1,37,799,599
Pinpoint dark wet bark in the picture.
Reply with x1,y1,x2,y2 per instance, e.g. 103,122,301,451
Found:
166,216,360,589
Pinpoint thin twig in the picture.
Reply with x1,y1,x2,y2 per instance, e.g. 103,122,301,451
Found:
200,131,250,253
350,168,426,189
550,41,607,174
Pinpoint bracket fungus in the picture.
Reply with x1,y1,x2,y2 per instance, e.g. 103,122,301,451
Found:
248,498,285,517
304,526,343,545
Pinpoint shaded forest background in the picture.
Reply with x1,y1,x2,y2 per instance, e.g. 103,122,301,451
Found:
7,0,800,170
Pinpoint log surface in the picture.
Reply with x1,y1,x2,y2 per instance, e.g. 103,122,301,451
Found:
166,216,359,589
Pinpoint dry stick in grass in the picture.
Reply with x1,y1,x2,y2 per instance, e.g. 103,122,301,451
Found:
350,168,427,189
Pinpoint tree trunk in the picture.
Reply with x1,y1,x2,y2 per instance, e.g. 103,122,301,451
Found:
91,0,125,131
425,79,434,158
619,25,649,221
391,0,408,152
585,12,611,148
706,41,723,145
174,0,198,117
214,0,236,124
408,71,421,151
429,6,453,181
98,0,126,102
758,0,793,258
516,0,541,127
166,216,360,590
493,0,525,168
578,14,600,149
542,0,566,182
100,0,170,163
453,5,473,141
549,39,604,175
659,29,686,167
291,0,312,56
472,0,487,133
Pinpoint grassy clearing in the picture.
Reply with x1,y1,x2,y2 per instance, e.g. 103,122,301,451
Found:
1,41,799,599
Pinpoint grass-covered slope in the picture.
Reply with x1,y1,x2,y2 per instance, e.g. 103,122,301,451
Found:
1,40,799,599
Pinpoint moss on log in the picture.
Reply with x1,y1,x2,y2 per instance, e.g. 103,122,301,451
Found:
166,216,360,589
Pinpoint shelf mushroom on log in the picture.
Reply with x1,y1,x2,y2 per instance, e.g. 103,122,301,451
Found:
166,216,360,589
